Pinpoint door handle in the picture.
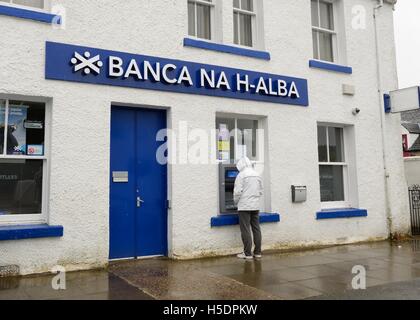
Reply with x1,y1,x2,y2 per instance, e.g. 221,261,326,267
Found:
137,196,145,208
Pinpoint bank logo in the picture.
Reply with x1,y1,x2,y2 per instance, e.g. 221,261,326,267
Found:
71,51,103,75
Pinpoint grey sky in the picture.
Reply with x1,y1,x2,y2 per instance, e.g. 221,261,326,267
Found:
394,0,420,88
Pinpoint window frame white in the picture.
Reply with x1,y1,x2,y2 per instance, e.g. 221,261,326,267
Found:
0,97,51,226
216,114,263,163
0,0,50,12
233,0,257,48
311,0,339,63
216,113,268,213
317,124,351,209
188,0,216,41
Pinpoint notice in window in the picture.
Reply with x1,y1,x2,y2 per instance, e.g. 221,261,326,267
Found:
218,124,231,161
7,106,28,155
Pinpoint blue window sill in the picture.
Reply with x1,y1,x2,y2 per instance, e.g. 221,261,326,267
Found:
309,60,352,74
0,4,61,24
211,213,280,227
0,224,63,241
316,208,368,220
184,38,271,61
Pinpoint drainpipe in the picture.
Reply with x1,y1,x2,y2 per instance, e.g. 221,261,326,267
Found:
373,0,393,237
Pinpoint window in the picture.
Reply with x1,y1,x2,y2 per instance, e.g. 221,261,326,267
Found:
311,0,336,62
0,0,45,9
0,99,48,223
233,0,255,47
216,116,260,162
188,0,213,40
317,125,348,204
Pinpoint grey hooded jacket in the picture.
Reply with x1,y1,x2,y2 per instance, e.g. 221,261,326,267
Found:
233,157,264,211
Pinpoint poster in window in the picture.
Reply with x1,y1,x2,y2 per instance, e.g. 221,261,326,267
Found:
27,145,44,156
218,124,231,161
7,106,28,155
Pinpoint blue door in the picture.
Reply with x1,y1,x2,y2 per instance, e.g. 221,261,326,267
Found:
110,106,167,259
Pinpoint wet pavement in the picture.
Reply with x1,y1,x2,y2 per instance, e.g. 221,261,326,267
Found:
1,239,420,300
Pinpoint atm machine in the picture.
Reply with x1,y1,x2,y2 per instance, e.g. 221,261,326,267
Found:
219,163,240,214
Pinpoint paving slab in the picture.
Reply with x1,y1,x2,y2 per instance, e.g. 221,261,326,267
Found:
1,239,420,300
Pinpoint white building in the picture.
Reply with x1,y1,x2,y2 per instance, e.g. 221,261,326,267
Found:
0,0,410,276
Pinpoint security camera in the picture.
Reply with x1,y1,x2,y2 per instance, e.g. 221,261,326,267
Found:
352,108,361,116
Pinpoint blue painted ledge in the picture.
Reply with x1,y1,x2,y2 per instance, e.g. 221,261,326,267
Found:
316,208,368,220
184,38,271,61
309,60,352,74
0,224,63,241
0,5,61,24
211,213,280,227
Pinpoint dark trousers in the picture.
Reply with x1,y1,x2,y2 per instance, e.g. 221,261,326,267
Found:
238,211,262,256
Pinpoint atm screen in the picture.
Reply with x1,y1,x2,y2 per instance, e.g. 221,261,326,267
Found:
226,170,239,179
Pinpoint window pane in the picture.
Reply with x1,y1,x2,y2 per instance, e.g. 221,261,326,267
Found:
311,0,319,27
241,0,253,11
7,101,45,156
319,165,345,202
0,159,43,215
234,12,239,44
319,1,334,30
319,31,333,62
196,3,211,40
0,100,5,155
12,0,44,8
237,119,258,160
328,127,344,162
239,13,253,47
188,1,196,37
233,0,240,9
312,30,319,60
216,118,235,162
317,126,328,162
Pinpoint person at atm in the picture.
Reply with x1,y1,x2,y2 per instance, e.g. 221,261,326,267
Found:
234,157,264,260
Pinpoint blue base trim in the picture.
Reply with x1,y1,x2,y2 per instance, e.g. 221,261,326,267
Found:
309,60,352,74
0,224,63,241
0,5,61,24
316,208,368,220
211,213,280,227
184,38,271,61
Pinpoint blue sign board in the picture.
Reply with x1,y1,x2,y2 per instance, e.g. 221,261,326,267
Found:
45,42,309,106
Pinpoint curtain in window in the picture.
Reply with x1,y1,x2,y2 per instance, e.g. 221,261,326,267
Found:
188,1,196,36
197,3,211,40
239,13,253,47
13,0,44,9
318,31,333,62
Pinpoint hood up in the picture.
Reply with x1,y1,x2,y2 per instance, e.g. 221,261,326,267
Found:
236,157,253,172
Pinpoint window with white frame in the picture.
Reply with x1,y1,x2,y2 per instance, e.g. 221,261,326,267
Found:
311,0,336,63
188,0,214,40
0,99,48,222
317,125,348,205
233,0,255,47
0,0,45,9
216,116,260,162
